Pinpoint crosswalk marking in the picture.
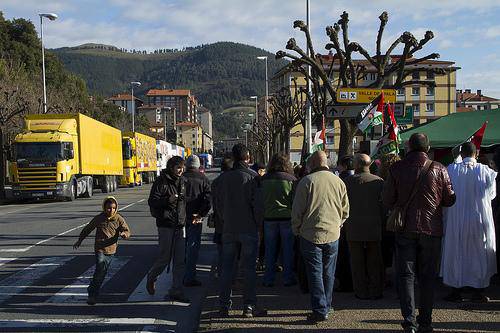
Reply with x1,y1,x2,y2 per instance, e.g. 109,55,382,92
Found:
47,256,130,303
0,318,177,328
128,267,172,302
0,256,73,304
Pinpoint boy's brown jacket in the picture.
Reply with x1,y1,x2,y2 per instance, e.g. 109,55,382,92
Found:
76,196,131,254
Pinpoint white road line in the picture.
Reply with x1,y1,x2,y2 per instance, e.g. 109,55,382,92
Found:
0,318,177,328
0,257,17,268
0,198,145,253
47,256,130,303
0,256,73,304
0,202,60,216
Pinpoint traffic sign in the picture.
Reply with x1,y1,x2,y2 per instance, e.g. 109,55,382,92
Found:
325,104,367,119
394,104,413,125
336,88,396,104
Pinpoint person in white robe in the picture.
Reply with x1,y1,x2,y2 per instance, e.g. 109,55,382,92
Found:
441,142,497,302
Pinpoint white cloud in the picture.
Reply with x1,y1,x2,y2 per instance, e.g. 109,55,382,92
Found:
485,26,500,38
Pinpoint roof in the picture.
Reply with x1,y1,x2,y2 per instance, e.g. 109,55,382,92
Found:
108,93,142,102
457,92,499,102
146,89,191,97
176,122,199,128
400,108,500,148
456,106,475,113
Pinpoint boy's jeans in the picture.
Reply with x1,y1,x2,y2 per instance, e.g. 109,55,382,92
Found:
88,252,114,297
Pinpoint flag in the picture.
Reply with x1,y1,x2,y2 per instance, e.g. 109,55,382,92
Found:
371,103,400,159
451,121,488,158
470,121,488,150
312,115,327,152
356,93,384,133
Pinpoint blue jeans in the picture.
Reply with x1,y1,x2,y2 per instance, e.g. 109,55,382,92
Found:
184,223,202,283
219,233,258,310
88,252,114,297
300,237,339,316
263,220,295,285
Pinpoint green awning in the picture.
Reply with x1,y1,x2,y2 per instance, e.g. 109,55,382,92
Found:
400,108,500,148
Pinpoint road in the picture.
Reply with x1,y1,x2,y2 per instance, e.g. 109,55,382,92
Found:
0,170,219,333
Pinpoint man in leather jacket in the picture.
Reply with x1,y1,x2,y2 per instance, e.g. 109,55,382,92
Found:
383,133,456,333
146,156,189,303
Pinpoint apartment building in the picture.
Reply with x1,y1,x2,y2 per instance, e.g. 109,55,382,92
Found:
176,122,203,153
456,89,500,111
273,55,459,158
144,89,198,124
107,93,143,113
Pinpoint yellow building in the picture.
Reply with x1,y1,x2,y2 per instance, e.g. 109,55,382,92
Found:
176,122,203,153
272,55,459,161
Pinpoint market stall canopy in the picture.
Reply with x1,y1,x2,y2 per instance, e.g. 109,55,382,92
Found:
400,108,500,148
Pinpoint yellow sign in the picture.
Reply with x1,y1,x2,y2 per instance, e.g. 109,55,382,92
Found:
336,88,396,104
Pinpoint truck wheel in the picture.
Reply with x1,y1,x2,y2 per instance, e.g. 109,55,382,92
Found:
83,178,93,198
102,176,109,193
107,177,112,193
68,181,77,201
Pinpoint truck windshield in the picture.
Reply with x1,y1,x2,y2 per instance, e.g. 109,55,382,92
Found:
122,140,132,160
15,142,64,162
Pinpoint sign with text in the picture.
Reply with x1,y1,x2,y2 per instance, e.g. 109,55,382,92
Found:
325,104,367,119
393,104,414,125
336,88,396,104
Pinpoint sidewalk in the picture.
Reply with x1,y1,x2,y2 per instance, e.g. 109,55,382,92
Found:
199,268,500,332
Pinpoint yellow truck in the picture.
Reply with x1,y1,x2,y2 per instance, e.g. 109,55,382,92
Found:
11,113,123,201
120,132,157,187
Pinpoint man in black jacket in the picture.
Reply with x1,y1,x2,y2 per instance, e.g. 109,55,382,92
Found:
183,155,211,287
216,144,266,318
146,156,189,303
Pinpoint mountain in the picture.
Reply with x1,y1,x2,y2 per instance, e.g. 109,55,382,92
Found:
52,42,287,138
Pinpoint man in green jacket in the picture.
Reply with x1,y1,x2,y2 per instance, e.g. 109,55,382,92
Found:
292,151,350,322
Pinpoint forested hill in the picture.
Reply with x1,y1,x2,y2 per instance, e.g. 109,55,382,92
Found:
52,42,287,138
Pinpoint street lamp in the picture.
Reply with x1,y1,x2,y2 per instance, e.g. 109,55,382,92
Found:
305,0,312,154
130,81,141,132
38,13,58,113
256,56,270,162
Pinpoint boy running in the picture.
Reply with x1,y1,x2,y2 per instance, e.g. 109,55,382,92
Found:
73,196,131,305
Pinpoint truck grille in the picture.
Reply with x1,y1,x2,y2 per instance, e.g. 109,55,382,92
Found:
18,167,57,190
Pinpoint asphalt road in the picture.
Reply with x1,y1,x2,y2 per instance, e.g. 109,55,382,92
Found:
0,170,220,333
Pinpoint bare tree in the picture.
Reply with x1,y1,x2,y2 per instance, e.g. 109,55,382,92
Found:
276,11,440,157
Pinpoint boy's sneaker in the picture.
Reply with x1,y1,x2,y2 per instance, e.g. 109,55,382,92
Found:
242,305,267,318
87,296,96,305
146,279,155,295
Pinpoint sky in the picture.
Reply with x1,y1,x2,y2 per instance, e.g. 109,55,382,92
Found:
2,0,500,97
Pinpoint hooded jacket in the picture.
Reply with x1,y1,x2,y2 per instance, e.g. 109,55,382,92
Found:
148,169,187,228
183,168,211,223
76,196,131,255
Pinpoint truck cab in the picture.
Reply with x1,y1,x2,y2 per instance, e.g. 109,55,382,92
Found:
11,118,79,200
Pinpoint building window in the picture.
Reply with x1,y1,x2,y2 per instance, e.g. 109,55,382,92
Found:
192,141,196,145
192,134,196,138
397,88,404,96
426,103,435,113
426,71,435,79
426,87,435,96
412,87,420,96
412,103,420,114
412,71,420,80
369,73,376,80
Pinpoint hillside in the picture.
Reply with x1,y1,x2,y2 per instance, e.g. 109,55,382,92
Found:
52,42,287,139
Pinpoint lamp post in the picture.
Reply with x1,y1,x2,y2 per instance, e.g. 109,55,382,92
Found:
305,0,312,154
130,81,141,132
38,13,58,114
257,56,270,162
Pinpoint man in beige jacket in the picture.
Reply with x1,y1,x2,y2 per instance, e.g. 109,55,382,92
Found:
292,151,350,322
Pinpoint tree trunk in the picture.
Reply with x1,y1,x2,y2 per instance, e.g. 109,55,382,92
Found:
338,119,357,158
284,127,291,156
0,127,5,199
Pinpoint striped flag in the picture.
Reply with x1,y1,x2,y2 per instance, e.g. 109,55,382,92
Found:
356,93,384,133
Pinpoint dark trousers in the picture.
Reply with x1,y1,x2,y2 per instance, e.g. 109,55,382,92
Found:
335,229,353,291
88,252,114,297
219,233,258,310
348,241,384,298
396,233,441,331
185,223,202,283
300,237,339,316
263,220,295,285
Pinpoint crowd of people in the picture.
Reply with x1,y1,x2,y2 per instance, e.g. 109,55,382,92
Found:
73,132,499,333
